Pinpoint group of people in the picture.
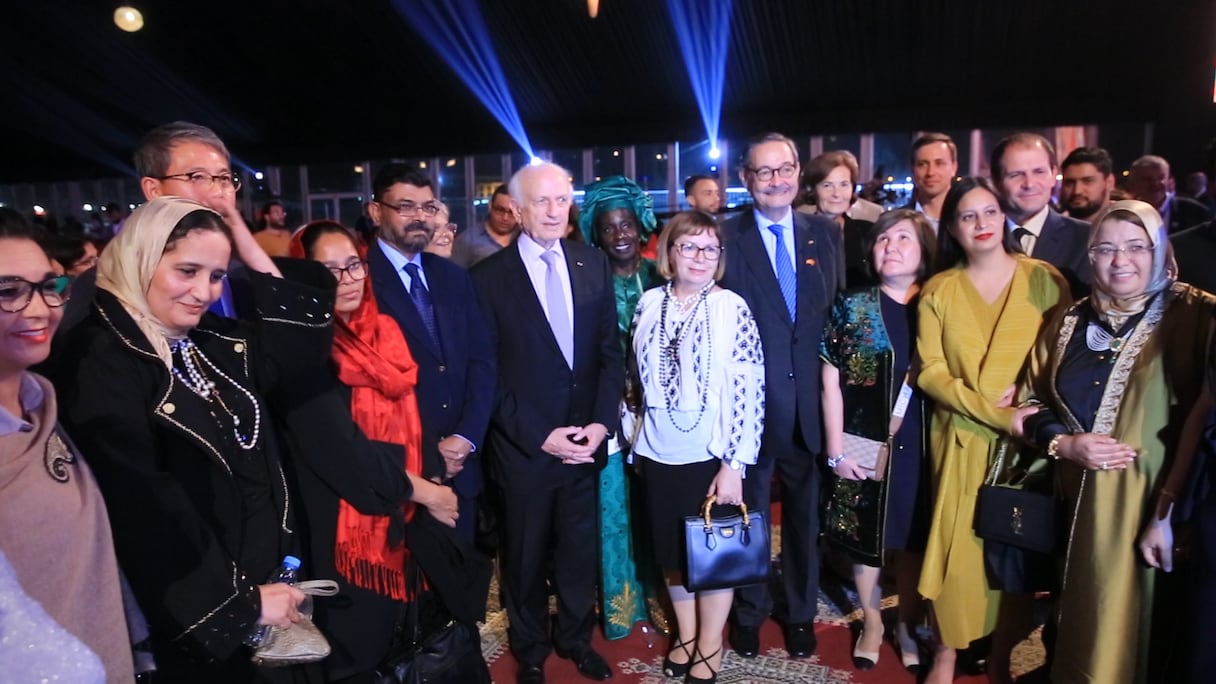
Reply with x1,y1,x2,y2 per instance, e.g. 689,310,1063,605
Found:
3,119,1216,684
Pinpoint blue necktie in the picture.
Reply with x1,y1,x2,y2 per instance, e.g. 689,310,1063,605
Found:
404,263,439,346
540,250,574,368
767,224,797,321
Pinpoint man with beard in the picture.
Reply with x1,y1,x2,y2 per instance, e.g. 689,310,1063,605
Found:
1059,146,1115,221
253,199,293,257
991,132,1091,297
720,132,843,660
367,163,495,545
452,184,520,268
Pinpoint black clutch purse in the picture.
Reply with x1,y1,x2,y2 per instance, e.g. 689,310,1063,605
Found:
974,437,1064,593
373,619,489,684
684,496,771,592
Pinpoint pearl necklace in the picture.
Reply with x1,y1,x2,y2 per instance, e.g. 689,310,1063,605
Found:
657,282,713,433
170,339,262,450
1085,320,1131,363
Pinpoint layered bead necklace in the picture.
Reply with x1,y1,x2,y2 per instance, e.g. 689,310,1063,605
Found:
657,281,713,433
170,338,262,450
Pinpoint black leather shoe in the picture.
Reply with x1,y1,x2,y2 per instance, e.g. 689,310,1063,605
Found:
563,648,613,680
518,663,545,684
784,622,817,658
730,624,760,658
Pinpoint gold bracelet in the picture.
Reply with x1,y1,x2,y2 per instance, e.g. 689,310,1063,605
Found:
1047,434,1064,460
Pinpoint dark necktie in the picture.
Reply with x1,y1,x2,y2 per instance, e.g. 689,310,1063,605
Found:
404,263,439,346
1013,226,1034,255
767,224,797,321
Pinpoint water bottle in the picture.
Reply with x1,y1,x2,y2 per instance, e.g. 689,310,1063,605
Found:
244,555,301,648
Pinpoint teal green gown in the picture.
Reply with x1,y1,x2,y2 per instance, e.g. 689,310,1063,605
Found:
598,259,665,639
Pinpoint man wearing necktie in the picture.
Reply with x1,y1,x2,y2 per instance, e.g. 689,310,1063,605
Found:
470,162,623,684
367,163,496,545
720,133,844,660
991,132,1091,298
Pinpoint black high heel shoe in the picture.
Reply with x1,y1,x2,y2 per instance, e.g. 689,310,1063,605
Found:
684,647,721,684
663,637,695,678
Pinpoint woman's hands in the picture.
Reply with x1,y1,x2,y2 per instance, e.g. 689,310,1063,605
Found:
1139,517,1176,572
832,457,869,481
707,462,744,506
410,476,459,528
1056,433,1138,470
257,583,306,627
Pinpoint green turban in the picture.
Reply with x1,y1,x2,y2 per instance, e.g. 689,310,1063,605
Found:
578,175,658,246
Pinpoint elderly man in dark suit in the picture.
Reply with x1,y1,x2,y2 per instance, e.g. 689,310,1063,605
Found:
470,162,624,684
991,132,1091,298
720,132,844,660
366,163,496,544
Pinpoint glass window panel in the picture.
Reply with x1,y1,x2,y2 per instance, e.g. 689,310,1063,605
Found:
306,161,365,194
591,146,624,182
548,149,584,189
633,143,672,214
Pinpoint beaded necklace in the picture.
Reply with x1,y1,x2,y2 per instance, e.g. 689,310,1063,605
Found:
170,338,262,450
657,281,713,433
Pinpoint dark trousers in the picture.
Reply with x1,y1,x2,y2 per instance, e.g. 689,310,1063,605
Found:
734,440,821,626
499,471,599,665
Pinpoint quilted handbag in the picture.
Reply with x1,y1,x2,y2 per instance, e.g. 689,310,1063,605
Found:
251,579,339,667
684,496,771,592
841,432,889,480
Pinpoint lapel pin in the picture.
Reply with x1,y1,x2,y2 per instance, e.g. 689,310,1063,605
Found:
808,239,815,244
576,261,584,267
805,258,816,266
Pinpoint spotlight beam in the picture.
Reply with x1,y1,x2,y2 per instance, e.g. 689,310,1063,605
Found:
391,0,535,159
665,0,734,155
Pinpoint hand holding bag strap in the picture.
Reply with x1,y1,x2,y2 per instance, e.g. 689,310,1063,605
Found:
296,579,340,596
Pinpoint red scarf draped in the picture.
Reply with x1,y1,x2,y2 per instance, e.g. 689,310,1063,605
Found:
292,232,423,600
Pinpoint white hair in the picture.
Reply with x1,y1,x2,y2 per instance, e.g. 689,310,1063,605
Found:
507,162,574,205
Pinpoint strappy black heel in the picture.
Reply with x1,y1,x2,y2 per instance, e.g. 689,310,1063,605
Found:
662,637,696,678
684,647,721,684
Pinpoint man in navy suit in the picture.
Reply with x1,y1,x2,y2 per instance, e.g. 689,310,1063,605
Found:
720,132,844,660
470,162,623,684
991,132,1091,298
366,163,495,545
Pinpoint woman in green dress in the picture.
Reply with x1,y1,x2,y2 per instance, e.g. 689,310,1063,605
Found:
579,175,665,639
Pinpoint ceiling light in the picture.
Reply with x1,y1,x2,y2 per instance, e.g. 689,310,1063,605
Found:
114,6,144,32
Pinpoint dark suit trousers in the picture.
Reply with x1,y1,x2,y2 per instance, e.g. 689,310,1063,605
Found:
735,438,821,626
499,469,599,665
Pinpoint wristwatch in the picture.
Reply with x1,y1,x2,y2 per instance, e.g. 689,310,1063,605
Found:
826,453,846,468
724,458,744,472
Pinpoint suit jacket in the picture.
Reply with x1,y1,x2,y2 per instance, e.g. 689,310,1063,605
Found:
469,239,624,490
368,243,495,499
1028,209,1091,299
720,210,844,458
1167,195,1214,234
1171,219,1216,294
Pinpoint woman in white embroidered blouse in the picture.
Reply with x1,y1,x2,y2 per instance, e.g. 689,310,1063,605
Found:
625,211,765,684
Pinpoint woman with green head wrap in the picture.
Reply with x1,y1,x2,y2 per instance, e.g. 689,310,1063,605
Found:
580,175,667,640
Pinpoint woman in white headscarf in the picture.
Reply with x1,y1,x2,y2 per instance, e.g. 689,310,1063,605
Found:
1019,200,1215,684
52,196,337,683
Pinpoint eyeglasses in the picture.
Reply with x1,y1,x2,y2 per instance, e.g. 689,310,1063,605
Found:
377,200,441,219
326,260,368,282
673,242,723,261
0,275,72,313
1088,242,1152,260
745,162,798,182
157,171,241,191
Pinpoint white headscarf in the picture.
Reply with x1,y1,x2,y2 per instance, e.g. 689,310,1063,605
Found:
95,196,225,367
1086,199,1177,329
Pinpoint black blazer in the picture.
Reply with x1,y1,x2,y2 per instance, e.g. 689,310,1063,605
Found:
1028,209,1091,299
469,239,624,490
720,210,844,458
368,242,495,498
1167,195,1214,234
1172,219,1216,294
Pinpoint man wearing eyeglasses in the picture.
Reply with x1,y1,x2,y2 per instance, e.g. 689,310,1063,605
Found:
366,163,496,547
720,132,844,661
452,184,519,269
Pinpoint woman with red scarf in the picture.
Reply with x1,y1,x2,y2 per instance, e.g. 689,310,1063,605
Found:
289,221,459,682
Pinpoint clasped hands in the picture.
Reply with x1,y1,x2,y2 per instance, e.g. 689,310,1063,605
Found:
543,423,608,464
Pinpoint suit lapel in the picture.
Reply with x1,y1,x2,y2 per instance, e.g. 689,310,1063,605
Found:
1032,212,1065,262
369,242,442,359
735,215,794,329
794,214,828,323
505,244,567,362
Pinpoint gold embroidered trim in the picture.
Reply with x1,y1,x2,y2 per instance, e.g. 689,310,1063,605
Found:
173,564,244,640
1091,288,1168,436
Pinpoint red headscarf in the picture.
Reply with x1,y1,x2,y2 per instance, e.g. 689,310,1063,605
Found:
291,224,423,600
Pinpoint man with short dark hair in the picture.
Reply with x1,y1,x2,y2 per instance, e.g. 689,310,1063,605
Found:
452,183,519,268
253,199,292,257
1171,138,1216,293
366,162,495,544
1128,154,1213,233
1059,146,1115,221
991,132,1090,297
720,132,843,660
684,173,722,214
906,132,958,231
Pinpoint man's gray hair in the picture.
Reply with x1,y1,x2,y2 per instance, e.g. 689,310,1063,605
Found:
507,162,574,205
134,121,231,178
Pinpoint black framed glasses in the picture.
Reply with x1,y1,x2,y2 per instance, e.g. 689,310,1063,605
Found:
377,200,441,219
745,162,798,182
326,260,368,282
673,242,723,261
156,171,241,191
0,275,72,313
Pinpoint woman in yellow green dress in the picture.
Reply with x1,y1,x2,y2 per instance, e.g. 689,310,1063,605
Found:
915,177,1068,683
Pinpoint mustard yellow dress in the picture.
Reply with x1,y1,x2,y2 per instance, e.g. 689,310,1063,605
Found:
1024,283,1216,684
916,257,1068,648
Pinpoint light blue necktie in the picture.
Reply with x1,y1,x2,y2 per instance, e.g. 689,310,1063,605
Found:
767,224,797,321
540,250,574,368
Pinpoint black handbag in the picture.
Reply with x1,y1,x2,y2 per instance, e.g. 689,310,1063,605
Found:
974,437,1063,593
684,496,771,592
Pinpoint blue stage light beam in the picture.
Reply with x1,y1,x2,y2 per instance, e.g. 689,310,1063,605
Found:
665,0,734,159
391,0,535,159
